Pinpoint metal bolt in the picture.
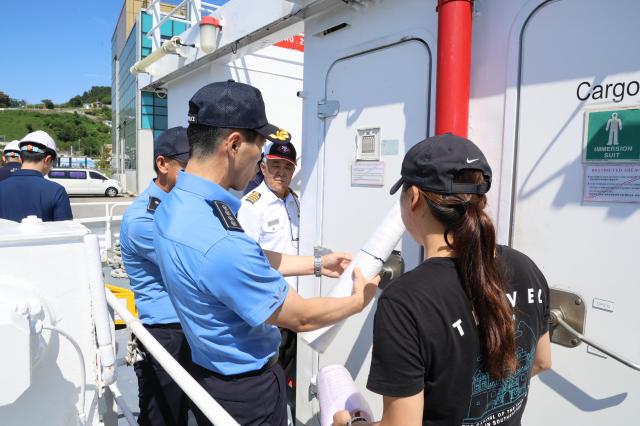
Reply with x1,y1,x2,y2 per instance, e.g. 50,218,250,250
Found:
571,338,579,346
575,298,582,306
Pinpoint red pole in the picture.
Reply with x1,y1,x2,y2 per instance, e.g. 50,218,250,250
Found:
435,0,473,137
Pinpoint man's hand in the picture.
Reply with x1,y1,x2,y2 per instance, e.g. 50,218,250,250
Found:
321,252,353,277
351,267,380,312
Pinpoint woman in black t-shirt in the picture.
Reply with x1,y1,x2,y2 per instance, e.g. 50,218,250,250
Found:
334,134,551,426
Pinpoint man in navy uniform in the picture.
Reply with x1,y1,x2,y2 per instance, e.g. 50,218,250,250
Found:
0,130,72,222
154,80,380,425
120,127,191,426
0,140,22,181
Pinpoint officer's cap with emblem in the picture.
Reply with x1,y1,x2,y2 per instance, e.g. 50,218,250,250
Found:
19,130,58,157
264,141,297,166
188,80,291,144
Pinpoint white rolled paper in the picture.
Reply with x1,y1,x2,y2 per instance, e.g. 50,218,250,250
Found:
302,202,405,352
317,364,373,426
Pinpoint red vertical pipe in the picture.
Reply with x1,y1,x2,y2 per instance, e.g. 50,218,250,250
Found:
435,0,473,137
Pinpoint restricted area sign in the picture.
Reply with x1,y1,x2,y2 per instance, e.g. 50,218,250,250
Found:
583,107,640,162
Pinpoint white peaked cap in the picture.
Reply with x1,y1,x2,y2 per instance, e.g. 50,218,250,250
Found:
20,130,57,154
3,140,21,153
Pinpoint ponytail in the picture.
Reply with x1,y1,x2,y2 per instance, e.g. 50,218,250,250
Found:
419,171,516,379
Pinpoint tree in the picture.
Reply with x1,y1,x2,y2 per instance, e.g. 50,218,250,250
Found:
9,98,26,108
42,99,54,109
0,91,10,107
68,95,83,107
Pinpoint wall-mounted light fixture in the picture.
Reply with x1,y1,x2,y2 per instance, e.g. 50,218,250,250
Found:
200,16,222,54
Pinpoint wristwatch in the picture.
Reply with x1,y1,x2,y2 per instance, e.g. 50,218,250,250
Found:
314,254,322,277
346,416,368,426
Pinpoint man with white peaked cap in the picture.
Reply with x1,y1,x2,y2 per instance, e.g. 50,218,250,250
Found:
0,130,73,222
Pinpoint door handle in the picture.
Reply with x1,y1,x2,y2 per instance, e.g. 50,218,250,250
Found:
549,308,640,372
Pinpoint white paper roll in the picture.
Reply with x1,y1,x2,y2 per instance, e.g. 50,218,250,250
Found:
302,202,405,352
317,364,373,426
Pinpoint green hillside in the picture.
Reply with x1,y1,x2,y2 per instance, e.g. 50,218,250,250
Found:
0,110,110,157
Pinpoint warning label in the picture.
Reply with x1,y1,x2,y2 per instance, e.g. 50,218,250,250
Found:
583,165,640,203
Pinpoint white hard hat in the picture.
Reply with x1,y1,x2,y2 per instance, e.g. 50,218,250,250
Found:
19,130,57,155
3,140,21,154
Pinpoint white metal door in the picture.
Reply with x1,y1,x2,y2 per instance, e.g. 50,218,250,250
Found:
316,39,432,420
511,1,640,423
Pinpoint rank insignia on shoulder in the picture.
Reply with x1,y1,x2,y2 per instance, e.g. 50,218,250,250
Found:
245,191,262,204
147,196,161,213
209,200,244,232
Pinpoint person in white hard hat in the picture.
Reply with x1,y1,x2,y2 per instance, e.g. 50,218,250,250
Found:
0,140,22,181
0,130,73,222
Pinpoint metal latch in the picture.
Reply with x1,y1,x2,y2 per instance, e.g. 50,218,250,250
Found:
549,288,640,372
379,250,404,290
317,99,340,119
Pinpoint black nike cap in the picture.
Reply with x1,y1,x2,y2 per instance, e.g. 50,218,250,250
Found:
390,133,492,195
187,80,291,144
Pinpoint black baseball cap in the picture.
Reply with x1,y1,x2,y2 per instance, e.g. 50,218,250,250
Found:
390,133,492,195
187,80,291,144
154,126,190,162
265,141,297,166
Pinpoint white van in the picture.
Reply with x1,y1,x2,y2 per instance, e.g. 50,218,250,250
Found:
47,168,121,197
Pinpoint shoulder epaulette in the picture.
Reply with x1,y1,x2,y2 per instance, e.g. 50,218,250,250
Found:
147,196,161,213
208,200,244,232
245,191,262,204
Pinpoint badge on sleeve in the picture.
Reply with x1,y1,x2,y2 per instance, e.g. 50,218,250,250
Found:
147,196,161,213
209,200,244,232
245,191,262,204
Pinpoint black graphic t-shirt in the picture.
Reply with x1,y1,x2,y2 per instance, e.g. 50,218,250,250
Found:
367,245,549,426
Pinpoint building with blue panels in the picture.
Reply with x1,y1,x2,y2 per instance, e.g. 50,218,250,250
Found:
111,1,190,194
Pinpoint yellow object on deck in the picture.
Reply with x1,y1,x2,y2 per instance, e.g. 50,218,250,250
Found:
106,284,138,325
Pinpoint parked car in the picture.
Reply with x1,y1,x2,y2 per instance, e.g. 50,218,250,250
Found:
47,168,121,197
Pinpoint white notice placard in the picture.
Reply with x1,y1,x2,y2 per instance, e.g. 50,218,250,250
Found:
351,161,384,186
583,165,640,203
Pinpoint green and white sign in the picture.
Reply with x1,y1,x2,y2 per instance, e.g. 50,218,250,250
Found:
583,107,640,162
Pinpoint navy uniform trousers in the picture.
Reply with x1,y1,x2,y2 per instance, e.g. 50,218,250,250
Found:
190,360,288,426
134,324,192,426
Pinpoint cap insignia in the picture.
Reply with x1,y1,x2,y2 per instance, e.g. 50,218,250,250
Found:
269,129,290,141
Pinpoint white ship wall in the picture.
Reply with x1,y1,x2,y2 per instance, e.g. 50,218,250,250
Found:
166,44,304,190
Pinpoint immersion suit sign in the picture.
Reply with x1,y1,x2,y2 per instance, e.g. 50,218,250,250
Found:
584,108,640,161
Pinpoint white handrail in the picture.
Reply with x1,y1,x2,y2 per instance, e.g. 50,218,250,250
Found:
71,201,132,251
105,290,240,426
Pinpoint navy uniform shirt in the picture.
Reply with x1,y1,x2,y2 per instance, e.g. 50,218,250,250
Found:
0,169,73,222
154,171,289,375
0,161,21,182
120,180,179,325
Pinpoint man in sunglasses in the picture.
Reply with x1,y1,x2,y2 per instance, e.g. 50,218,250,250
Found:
120,126,191,426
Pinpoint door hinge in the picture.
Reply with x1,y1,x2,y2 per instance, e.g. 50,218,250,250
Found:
317,99,339,119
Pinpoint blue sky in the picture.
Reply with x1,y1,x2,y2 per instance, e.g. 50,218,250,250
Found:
0,0,227,105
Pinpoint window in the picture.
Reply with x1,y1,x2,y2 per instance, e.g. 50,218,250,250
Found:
48,171,67,179
90,171,105,180
69,171,87,179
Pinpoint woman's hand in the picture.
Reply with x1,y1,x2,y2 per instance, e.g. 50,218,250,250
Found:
351,267,381,312
333,410,352,426
321,252,353,277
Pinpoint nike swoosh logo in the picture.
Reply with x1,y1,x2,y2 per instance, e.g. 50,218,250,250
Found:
466,158,479,164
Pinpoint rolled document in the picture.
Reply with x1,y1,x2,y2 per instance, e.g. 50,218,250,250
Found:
302,202,405,352
317,364,373,426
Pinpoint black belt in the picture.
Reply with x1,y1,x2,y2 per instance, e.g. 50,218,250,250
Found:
193,355,279,381
144,323,182,330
